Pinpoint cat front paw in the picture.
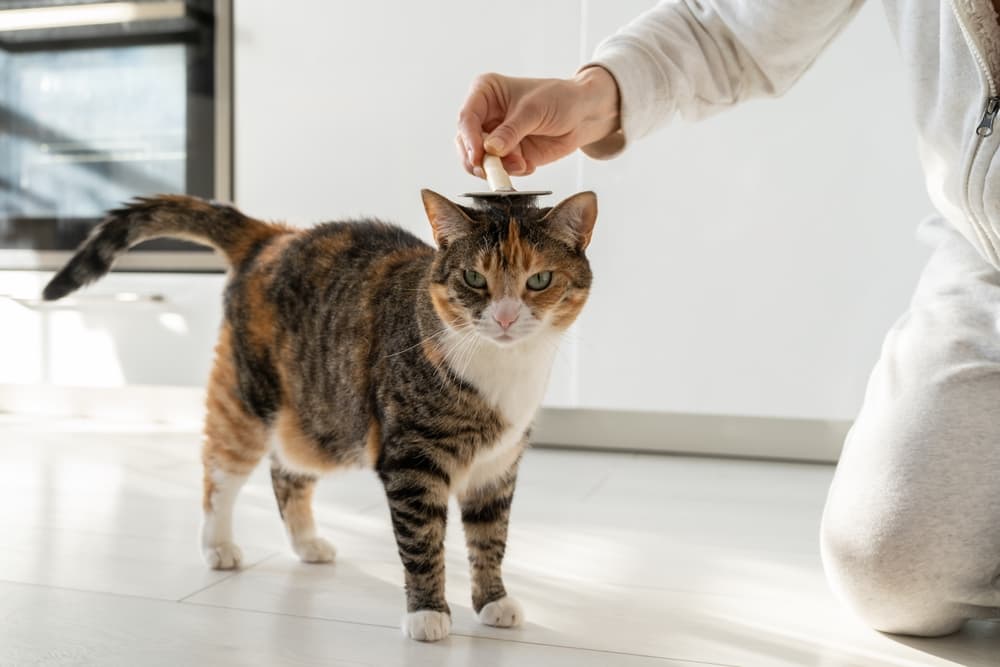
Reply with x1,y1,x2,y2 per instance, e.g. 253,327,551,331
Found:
202,542,243,570
478,596,524,628
293,536,336,564
402,610,451,642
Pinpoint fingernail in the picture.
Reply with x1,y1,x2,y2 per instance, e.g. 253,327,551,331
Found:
467,148,474,163
484,135,505,154
473,166,485,178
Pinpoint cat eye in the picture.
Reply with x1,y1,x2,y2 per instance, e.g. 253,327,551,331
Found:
463,269,487,289
526,271,553,291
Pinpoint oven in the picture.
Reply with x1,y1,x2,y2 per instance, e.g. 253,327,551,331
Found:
0,0,231,271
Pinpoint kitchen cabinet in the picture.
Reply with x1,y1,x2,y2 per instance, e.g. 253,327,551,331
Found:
0,271,225,388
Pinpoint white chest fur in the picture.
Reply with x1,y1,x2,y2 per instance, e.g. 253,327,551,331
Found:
443,330,558,496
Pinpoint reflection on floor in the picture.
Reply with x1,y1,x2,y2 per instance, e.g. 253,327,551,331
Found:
2,415,997,666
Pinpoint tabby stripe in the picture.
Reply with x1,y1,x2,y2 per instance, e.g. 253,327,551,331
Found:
379,449,451,482
390,518,416,540
389,505,446,527
461,495,512,524
396,419,452,442
397,540,439,559
468,538,506,552
397,499,448,522
385,483,429,502
388,507,423,527
401,557,437,576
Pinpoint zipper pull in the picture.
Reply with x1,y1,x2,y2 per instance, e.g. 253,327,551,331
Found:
978,96,1000,137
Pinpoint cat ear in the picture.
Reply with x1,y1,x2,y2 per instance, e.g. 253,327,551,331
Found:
421,189,475,247
542,191,598,251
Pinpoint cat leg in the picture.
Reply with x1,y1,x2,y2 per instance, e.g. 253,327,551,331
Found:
270,458,335,563
459,461,523,628
200,329,272,570
379,445,452,642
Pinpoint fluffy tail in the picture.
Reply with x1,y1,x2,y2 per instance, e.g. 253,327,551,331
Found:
43,195,283,301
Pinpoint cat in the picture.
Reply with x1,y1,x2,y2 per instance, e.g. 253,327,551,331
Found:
42,189,597,642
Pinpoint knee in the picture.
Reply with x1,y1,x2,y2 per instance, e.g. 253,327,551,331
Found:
820,513,967,637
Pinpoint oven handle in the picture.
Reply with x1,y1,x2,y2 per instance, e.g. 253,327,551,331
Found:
0,292,168,310
0,1,206,50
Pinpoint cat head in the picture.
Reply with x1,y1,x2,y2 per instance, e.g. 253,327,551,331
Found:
421,189,597,347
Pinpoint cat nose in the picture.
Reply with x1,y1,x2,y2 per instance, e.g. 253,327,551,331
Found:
492,299,520,330
494,312,519,330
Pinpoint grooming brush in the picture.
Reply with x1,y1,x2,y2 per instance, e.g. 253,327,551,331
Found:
462,154,551,203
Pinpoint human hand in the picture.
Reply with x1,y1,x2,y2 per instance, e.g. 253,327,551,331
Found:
456,67,620,177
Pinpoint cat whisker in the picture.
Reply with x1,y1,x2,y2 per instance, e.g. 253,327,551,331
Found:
440,328,480,381
382,322,473,360
453,331,480,381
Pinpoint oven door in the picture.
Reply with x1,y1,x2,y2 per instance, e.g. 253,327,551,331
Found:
0,0,230,271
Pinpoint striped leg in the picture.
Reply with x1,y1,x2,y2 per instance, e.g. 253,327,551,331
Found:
379,446,452,642
270,459,335,563
459,464,523,628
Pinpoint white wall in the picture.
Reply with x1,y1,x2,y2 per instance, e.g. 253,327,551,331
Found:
576,1,932,419
235,1,933,422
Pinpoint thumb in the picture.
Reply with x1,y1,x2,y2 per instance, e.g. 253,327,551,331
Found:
484,100,543,156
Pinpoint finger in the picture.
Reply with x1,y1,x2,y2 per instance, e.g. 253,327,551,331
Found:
501,146,528,176
458,88,491,168
483,98,544,157
455,133,474,176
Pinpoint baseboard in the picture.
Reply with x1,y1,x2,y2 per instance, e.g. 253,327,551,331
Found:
534,408,848,463
0,384,849,463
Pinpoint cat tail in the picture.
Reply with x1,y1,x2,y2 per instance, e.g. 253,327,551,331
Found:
43,195,285,301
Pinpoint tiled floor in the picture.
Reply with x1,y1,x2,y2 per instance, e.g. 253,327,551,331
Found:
2,415,997,666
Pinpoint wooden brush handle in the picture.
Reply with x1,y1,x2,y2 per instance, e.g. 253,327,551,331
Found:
483,154,515,192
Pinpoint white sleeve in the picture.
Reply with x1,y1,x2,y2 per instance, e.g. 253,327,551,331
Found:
582,0,865,158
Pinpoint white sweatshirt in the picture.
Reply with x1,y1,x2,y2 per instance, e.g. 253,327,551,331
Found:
587,1,1000,269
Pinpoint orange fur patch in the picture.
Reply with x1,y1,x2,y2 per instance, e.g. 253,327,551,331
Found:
202,325,271,510
550,289,590,328
422,338,446,368
274,409,340,475
227,219,294,267
280,483,316,537
430,283,467,328
244,234,295,349
502,219,539,274
308,229,354,285
365,418,382,467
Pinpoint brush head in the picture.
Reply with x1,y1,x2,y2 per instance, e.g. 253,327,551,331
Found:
461,190,552,200
466,155,552,203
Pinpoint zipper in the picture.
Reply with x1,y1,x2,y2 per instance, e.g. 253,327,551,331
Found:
977,96,1000,136
948,0,1000,263
950,0,999,120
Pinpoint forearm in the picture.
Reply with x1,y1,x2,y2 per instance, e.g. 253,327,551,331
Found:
572,66,622,151
583,0,864,157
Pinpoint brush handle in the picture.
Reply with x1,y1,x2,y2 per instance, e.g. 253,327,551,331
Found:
483,154,515,192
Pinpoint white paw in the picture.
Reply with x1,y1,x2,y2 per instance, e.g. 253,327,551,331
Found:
203,542,243,570
478,596,524,628
402,610,451,642
293,536,336,563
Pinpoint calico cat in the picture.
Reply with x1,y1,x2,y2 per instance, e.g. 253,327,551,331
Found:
42,189,597,642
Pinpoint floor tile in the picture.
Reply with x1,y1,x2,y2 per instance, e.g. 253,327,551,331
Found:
0,582,695,667
3,416,997,666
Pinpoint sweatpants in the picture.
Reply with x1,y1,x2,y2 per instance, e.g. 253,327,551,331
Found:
821,215,1000,636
